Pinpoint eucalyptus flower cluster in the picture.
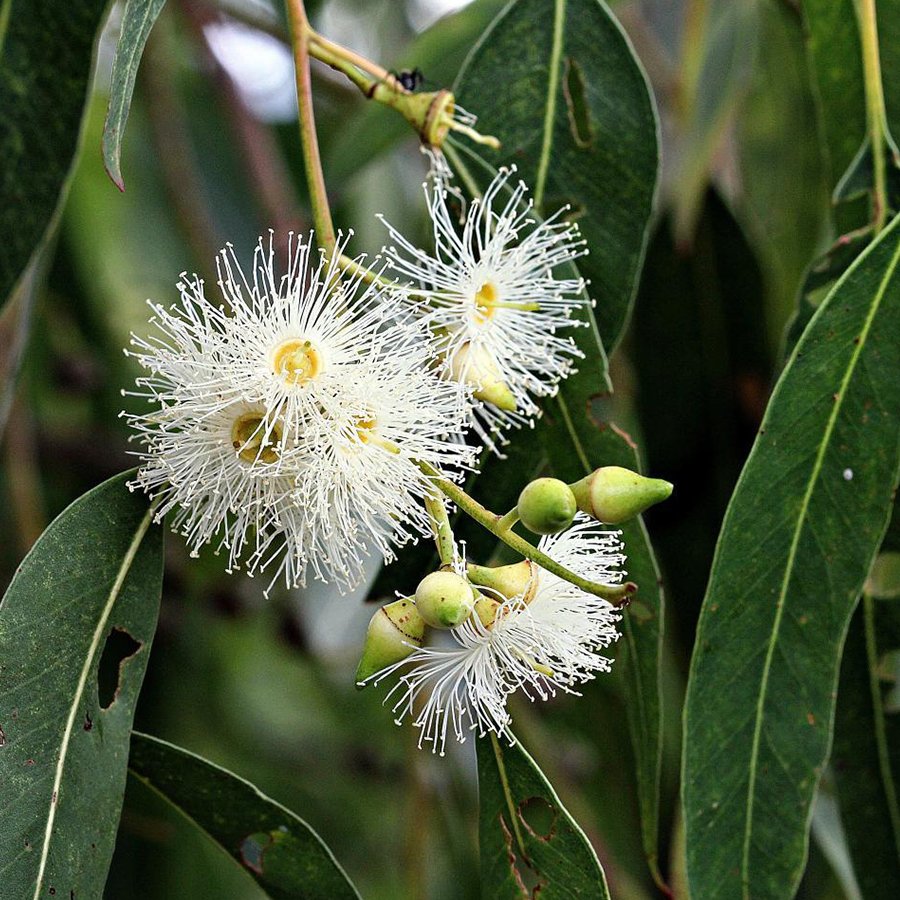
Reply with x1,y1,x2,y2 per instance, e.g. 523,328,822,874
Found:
125,167,673,748
126,169,593,592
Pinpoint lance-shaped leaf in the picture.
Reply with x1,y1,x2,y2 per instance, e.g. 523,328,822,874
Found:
833,596,900,899
541,417,667,890
478,734,610,898
0,0,109,308
454,0,659,351
128,732,361,900
102,0,168,191
682,213,900,898
0,472,163,898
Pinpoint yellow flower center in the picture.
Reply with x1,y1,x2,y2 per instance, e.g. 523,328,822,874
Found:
272,338,322,385
355,415,378,443
231,413,281,464
473,281,498,324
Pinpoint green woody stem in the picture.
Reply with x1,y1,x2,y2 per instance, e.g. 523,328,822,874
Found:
424,493,455,567
416,460,636,605
284,0,335,250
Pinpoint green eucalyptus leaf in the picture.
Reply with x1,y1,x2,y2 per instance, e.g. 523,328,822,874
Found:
454,0,659,351
0,471,163,898
102,0,168,191
0,0,109,308
540,417,666,890
128,732,361,900
682,213,900,898
833,598,900,899
478,734,610,899
801,0,867,193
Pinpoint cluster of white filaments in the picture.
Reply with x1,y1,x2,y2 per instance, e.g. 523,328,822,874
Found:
125,231,474,593
368,516,625,755
381,166,589,451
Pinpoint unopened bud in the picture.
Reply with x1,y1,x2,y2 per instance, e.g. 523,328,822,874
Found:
449,343,516,411
570,466,672,524
415,570,475,628
355,598,425,686
467,560,536,603
517,478,578,535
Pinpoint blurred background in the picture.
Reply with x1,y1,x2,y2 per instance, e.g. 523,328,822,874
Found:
0,0,852,896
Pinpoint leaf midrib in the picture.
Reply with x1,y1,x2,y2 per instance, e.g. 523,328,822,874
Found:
32,508,152,899
533,0,566,210
740,231,900,897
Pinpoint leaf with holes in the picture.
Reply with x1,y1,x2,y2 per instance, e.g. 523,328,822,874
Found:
128,732,361,900
0,472,162,898
102,0,168,190
682,213,900,899
454,0,659,351
478,734,610,899
0,0,110,308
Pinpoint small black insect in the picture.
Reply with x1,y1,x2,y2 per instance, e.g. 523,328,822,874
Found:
391,67,426,92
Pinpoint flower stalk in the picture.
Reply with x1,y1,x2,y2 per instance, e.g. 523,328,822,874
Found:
415,459,636,605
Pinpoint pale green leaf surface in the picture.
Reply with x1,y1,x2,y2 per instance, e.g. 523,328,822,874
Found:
454,0,659,351
0,472,163,899
0,0,108,308
128,732,361,900
102,0,168,190
683,213,900,899
478,734,610,899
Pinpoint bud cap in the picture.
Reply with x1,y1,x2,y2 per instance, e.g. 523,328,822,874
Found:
517,477,578,535
570,465,673,524
415,570,475,628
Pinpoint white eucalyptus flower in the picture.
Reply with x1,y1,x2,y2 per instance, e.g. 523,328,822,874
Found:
124,232,477,593
367,514,625,754
380,166,589,451
216,230,427,448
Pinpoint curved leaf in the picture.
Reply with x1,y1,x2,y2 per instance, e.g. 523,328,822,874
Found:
0,0,109,308
683,213,900,898
102,0,168,191
454,0,659,351
0,472,163,898
128,732,361,900
478,734,610,899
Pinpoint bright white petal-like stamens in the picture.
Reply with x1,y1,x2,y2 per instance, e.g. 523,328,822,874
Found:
368,514,624,754
217,230,425,447
125,231,477,593
380,166,589,452
264,338,478,592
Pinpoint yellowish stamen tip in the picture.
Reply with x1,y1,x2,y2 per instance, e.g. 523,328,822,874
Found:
272,338,322,385
231,413,281,464
474,282,498,324
355,415,377,443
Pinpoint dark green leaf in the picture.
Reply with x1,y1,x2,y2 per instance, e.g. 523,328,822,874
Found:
683,213,900,898
0,0,109,308
454,0,659,351
102,0,168,191
541,417,666,890
833,597,900,899
128,732,361,900
801,0,866,193
478,734,610,898
877,0,900,150
0,471,163,898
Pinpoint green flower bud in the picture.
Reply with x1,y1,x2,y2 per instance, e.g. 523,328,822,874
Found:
449,343,517,411
355,598,425,687
467,560,537,603
415,570,475,628
517,477,578,535
570,466,673,524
